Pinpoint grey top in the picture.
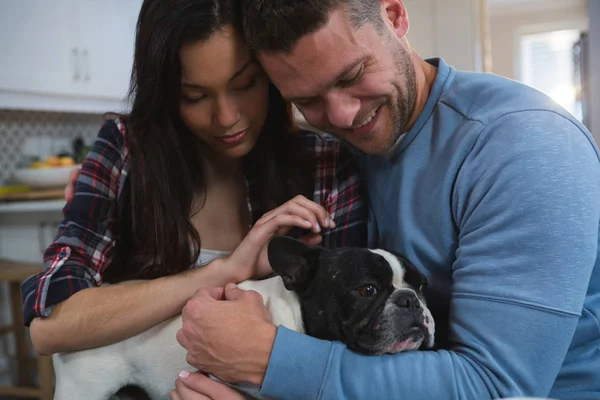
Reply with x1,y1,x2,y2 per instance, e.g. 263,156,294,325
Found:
196,248,231,267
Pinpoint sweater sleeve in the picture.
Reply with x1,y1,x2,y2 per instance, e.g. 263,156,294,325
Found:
259,111,600,399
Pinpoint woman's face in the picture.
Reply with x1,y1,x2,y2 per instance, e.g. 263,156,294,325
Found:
179,24,270,160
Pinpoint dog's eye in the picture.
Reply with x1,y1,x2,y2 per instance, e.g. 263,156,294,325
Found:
356,285,378,297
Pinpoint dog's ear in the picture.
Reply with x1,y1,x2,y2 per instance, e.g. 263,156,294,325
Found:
268,236,323,292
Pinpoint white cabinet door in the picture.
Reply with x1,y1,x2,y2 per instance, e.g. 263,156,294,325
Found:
0,0,78,97
0,0,142,113
73,0,142,107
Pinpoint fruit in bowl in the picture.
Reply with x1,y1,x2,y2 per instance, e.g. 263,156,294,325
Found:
29,156,76,169
13,156,80,189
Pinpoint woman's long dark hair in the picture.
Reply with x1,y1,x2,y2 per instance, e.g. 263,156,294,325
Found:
104,0,313,282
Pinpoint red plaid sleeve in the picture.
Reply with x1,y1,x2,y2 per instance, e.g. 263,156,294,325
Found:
305,132,368,249
21,119,129,326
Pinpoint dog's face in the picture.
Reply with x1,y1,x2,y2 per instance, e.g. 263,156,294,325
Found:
268,237,435,355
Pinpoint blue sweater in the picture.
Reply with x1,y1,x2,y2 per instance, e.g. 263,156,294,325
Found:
260,59,600,400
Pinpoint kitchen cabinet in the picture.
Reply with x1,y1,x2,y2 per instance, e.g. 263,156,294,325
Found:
0,0,142,113
0,1,74,100
72,0,140,103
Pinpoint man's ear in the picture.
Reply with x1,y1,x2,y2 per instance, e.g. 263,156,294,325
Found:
381,0,409,38
267,236,323,292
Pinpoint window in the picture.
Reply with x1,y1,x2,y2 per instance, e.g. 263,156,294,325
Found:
519,29,582,121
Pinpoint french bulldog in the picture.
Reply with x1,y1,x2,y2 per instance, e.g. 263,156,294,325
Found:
53,236,435,399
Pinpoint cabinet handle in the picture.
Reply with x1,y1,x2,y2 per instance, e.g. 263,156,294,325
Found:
71,47,80,82
82,49,91,82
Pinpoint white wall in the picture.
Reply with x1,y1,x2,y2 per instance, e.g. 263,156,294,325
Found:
405,0,485,72
588,0,600,139
489,0,588,80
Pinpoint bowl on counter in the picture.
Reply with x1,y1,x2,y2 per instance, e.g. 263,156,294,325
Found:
12,164,81,189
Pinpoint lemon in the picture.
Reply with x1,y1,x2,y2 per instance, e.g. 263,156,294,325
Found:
29,161,48,169
59,156,75,166
46,156,61,167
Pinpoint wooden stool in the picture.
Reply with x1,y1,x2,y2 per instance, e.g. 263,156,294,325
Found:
0,259,54,400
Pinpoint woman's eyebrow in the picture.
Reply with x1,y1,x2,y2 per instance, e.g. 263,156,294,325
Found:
181,60,257,89
229,60,257,81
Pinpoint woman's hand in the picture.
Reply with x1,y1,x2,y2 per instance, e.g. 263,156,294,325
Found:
227,195,335,280
170,371,247,400
64,166,81,203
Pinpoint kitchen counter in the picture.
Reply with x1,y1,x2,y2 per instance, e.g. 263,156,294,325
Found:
0,199,65,214
0,187,65,214
0,195,65,262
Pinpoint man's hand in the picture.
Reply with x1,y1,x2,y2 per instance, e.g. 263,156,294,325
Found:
64,166,81,203
170,371,247,400
176,284,277,385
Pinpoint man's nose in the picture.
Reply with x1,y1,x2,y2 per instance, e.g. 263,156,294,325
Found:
324,91,360,129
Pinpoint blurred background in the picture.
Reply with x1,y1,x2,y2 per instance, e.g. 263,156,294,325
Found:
0,0,598,397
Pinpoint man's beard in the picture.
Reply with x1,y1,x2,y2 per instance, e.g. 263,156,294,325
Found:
354,43,417,156
382,44,417,154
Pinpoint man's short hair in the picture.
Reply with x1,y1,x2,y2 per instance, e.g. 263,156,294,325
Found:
241,0,382,53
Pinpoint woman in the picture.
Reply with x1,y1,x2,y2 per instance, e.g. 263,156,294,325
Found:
21,0,366,358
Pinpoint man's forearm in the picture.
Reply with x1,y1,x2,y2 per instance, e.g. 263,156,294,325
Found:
261,302,578,400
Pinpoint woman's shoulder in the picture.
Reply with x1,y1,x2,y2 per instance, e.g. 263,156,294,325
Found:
96,116,129,148
84,116,130,178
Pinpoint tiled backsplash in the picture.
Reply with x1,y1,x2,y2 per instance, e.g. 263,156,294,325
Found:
0,110,104,186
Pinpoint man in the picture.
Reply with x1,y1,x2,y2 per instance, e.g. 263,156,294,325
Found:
173,0,600,399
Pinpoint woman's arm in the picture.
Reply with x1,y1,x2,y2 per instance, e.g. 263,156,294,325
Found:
24,118,225,355
30,257,243,355
30,193,327,355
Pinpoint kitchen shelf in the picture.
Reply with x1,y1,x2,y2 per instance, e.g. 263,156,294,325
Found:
0,200,65,214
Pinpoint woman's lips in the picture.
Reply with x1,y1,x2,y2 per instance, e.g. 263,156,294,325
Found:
217,129,247,145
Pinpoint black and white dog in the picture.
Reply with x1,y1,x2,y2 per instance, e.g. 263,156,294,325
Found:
53,237,435,399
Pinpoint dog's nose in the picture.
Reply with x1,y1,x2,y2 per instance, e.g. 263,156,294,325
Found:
395,291,420,310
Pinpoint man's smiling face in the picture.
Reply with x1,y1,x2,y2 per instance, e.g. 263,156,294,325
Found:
257,7,417,155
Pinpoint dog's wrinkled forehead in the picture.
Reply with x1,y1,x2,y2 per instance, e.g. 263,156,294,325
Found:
369,249,407,289
370,249,427,291
321,248,425,291
317,248,395,287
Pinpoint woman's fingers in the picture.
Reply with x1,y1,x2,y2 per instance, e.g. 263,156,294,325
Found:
232,214,313,266
252,214,313,245
256,195,334,233
292,195,335,229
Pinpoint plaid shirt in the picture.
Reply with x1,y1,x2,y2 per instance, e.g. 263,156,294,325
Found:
21,118,367,326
